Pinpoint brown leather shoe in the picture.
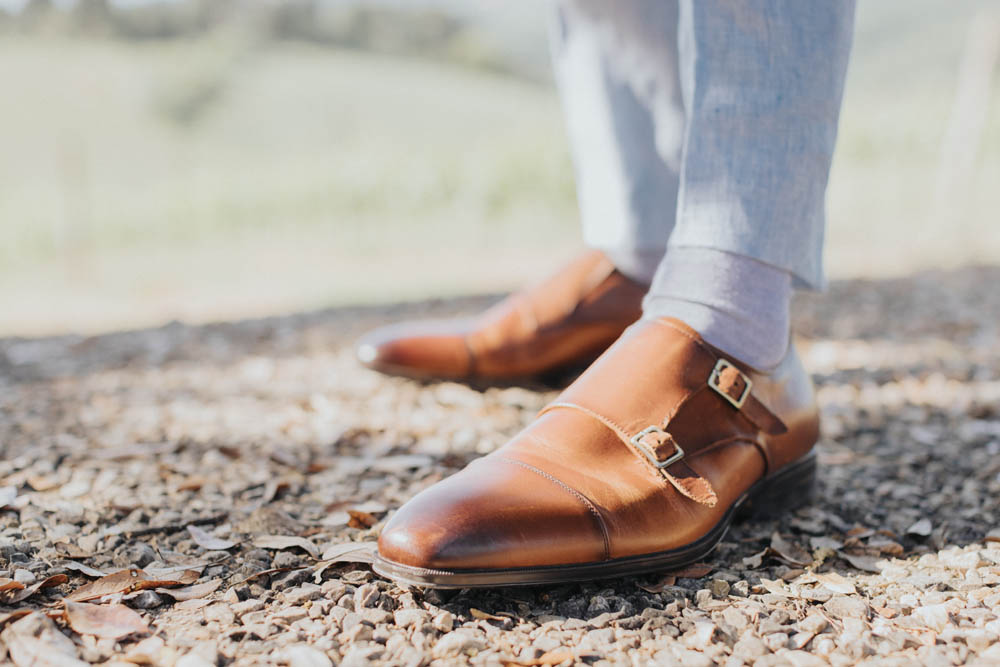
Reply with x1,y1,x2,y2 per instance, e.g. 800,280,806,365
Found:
355,250,645,381
374,318,820,588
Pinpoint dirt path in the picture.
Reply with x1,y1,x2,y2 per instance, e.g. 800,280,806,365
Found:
1,267,998,666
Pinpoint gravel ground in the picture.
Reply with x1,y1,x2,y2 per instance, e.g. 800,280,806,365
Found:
1,266,999,666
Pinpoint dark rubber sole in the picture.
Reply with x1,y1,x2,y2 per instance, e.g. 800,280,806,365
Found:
373,453,816,589
362,357,597,391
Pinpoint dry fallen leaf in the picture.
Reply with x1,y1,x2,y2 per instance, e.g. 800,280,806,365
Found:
233,566,307,587
154,579,222,602
0,610,32,629
668,563,714,579
67,568,197,602
1,612,88,666
838,551,883,573
906,518,933,537
319,542,377,563
64,601,149,639
637,575,676,593
5,574,68,603
187,525,236,551
66,570,148,602
0,578,25,593
347,510,377,529
142,566,202,583
253,535,319,559
135,570,201,589
867,537,904,556
810,536,844,551
59,562,108,578
770,532,813,567
470,608,507,622
742,549,768,569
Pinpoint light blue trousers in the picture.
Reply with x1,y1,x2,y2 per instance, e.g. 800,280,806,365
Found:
551,0,855,290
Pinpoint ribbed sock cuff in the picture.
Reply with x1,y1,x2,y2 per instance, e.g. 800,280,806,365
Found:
642,246,793,370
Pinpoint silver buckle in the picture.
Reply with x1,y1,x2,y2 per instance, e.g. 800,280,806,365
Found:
629,425,685,469
709,358,752,409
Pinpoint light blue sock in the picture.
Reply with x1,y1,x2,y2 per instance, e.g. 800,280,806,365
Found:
642,246,792,370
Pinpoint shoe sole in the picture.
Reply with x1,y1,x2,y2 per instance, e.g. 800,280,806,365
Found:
373,453,817,589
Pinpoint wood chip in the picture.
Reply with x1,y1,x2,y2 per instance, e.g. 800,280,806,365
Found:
758,578,793,597
814,571,856,594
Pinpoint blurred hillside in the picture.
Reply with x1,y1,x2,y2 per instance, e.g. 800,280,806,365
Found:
0,0,997,335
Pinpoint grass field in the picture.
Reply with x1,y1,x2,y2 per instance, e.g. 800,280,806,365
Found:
1,1,998,335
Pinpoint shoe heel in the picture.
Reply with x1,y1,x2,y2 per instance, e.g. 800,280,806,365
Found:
741,454,817,520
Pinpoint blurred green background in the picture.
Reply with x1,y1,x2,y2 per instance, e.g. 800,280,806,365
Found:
1,0,998,335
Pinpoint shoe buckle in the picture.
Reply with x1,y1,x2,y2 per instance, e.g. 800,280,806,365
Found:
709,358,752,410
630,425,685,469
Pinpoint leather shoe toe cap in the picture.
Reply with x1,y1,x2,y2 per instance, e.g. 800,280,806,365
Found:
354,320,475,379
377,457,608,571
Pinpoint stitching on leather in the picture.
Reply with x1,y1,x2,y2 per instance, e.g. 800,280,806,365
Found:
497,456,611,561
651,318,719,359
543,402,632,443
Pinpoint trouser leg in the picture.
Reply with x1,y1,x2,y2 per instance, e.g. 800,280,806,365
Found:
654,0,856,291
550,0,684,284
641,1,855,368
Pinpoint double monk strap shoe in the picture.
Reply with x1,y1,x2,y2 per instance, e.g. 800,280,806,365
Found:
354,250,645,382
374,317,820,588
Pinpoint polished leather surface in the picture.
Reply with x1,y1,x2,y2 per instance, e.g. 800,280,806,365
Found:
355,250,645,380
378,318,819,573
